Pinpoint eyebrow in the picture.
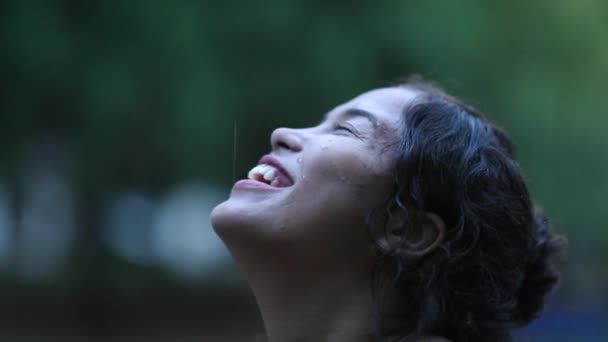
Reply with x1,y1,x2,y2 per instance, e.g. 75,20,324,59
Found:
324,108,378,128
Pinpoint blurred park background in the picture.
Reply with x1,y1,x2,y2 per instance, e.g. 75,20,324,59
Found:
1,0,607,341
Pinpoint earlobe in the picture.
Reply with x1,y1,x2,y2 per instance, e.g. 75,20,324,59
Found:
381,208,446,257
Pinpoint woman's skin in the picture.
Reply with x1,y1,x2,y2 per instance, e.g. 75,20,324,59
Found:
211,87,448,342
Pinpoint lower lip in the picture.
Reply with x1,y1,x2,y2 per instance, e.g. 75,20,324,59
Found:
233,179,283,191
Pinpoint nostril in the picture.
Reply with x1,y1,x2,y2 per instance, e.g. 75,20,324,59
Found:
271,127,302,152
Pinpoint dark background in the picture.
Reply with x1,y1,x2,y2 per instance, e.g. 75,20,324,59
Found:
0,1,606,341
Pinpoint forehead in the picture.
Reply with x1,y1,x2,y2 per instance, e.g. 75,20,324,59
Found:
330,87,420,124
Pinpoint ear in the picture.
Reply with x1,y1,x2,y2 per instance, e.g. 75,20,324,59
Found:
382,208,446,257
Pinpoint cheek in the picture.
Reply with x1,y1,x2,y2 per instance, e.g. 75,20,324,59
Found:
275,145,392,257
295,142,392,218
312,143,390,196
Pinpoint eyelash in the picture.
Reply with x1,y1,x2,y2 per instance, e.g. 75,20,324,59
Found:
334,124,355,134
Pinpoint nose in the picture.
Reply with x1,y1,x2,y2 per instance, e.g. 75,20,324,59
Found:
271,127,303,152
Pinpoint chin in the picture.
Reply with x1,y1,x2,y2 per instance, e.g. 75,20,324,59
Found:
210,199,239,234
211,198,266,239
209,201,224,225
211,199,289,267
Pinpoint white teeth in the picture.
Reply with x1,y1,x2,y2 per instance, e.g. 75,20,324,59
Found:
263,168,276,181
247,165,267,180
247,164,279,184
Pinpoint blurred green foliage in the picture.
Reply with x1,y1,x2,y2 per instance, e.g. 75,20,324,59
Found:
1,0,607,262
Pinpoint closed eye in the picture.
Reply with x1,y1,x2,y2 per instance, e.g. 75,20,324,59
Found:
334,123,355,134
333,123,364,141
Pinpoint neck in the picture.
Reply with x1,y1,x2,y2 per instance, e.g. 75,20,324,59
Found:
247,272,452,342
252,273,375,342
221,230,449,342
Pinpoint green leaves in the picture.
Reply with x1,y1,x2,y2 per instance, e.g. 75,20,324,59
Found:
1,0,606,240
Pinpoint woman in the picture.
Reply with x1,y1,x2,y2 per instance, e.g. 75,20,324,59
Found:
210,79,565,342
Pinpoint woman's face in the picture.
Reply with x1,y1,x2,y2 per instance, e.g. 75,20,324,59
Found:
211,87,419,271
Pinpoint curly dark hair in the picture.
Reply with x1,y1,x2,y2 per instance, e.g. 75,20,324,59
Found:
367,79,566,342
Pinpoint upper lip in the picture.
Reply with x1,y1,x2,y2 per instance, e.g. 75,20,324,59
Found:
257,154,294,185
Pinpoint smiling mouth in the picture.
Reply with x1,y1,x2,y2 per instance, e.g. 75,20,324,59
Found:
247,163,293,187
